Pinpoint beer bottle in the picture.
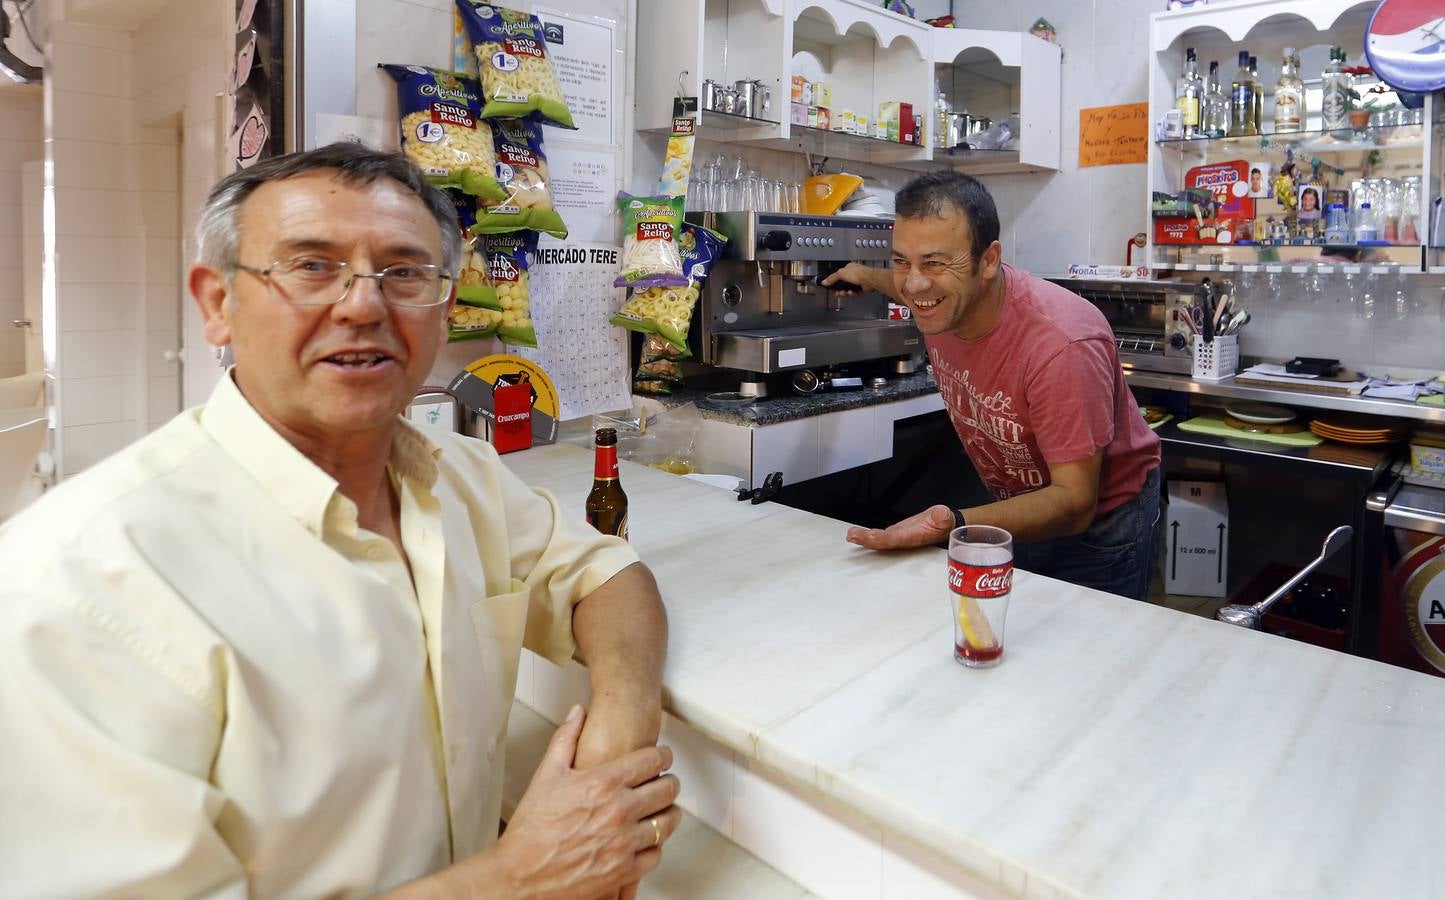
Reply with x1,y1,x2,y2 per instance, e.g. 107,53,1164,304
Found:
586,427,629,540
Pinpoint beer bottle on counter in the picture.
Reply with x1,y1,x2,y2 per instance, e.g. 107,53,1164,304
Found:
586,427,629,540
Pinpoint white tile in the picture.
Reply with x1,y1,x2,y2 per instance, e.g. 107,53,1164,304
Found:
61,420,139,473
48,92,136,144
146,283,185,329
55,236,142,285
659,714,737,838
141,191,180,238
50,41,133,99
146,374,181,424
59,329,139,379
0,204,21,239
58,283,140,332
145,237,182,285
54,187,140,237
0,332,23,373
51,139,137,190
355,0,454,119
59,375,137,426
139,142,179,193
139,127,180,146
1086,164,1149,265
529,656,592,725
0,270,20,304
146,328,181,377
0,238,18,270
49,22,131,52
731,757,884,900
0,137,44,172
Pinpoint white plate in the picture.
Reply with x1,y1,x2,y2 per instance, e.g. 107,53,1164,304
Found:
1225,402,1297,425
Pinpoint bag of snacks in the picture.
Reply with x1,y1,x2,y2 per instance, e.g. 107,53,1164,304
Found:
451,5,478,77
447,192,498,307
633,333,686,395
481,231,539,348
471,118,567,239
380,65,504,200
456,1,575,129
612,224,726,352
657,116,697,199
448,303,499,342
614,194,688,290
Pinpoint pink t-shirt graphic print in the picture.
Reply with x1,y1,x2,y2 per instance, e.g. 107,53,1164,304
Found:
926,265,1159,517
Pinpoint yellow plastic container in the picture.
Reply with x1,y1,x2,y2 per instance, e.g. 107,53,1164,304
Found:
802,173,863,216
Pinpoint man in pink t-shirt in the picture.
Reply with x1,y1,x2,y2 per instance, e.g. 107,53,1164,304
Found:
824,171,1161,600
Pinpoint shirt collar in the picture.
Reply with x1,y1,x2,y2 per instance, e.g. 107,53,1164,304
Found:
200,371,443,538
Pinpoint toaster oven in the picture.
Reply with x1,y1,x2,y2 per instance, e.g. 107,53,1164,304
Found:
1045,277,1198,375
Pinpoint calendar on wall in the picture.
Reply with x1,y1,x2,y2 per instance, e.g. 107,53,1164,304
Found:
519,240,631,421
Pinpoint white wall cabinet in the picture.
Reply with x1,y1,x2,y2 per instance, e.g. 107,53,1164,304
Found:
636,0,1060,175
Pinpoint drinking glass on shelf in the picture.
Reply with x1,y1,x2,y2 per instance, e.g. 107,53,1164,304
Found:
770,179,786,213
1235,266,1258,306
785,180,802,213
1392,270,1412,319
1356,269,1378,319
1263,265,1282,300
1304,266,1326,304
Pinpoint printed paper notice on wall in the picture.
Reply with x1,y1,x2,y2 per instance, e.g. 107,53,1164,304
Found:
1079,103,1148,168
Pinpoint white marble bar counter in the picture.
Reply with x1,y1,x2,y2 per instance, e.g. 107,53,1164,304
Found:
504,443,1445,899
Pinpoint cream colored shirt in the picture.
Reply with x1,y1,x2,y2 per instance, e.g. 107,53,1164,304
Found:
0,374,638,898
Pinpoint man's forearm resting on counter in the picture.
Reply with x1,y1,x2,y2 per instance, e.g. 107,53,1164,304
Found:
570,561,669,767
847,452,1103,550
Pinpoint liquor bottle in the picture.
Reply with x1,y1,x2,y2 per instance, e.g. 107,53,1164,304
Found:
1249,55,1263,133
1175,47,1203,138
1228,51,1257,136
1202,61,1229,137
1274,47,1304,132
934,90,953,150
586,427,629,540
1321,46,1350,130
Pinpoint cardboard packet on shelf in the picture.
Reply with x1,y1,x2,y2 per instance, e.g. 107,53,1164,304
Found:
813,81,833,108
816,107,831,131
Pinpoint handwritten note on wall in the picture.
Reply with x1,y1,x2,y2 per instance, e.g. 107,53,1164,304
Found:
1079,103,1149,167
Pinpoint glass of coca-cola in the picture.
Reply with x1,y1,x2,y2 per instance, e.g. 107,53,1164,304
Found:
948,525,1014,668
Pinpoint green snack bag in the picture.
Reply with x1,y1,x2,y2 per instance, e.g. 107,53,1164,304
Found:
456,1,576,129
471,118,568,239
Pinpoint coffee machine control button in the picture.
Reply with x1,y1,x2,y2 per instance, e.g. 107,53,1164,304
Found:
1168,332,1188,351
759,230,792,252
721,283,743,308
825,238,835,246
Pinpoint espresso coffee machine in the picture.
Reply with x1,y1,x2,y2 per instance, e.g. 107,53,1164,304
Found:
695,212,922,396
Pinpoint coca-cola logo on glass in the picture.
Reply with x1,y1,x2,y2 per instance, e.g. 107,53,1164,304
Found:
949,560,1013,598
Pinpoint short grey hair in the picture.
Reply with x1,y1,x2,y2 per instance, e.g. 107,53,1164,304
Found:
196,142,463,277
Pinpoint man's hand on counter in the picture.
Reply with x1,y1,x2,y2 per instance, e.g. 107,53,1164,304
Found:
846,504,956,550
822,262,898,301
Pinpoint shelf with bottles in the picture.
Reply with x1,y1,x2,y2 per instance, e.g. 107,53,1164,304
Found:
1145,0,1442,277
1156,121,1428,155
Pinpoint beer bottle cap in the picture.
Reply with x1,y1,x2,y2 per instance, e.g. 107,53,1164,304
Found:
595,427,618,446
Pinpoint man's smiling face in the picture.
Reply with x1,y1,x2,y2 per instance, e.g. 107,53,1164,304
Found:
890,205,1002,339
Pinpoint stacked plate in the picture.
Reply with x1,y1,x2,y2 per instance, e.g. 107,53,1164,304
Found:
1225,402,1297,425
1308,414,1411,446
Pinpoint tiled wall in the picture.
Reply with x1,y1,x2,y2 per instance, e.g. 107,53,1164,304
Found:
45,20,145,474
39,0,226,476
0,91,43,378
133,0,228,421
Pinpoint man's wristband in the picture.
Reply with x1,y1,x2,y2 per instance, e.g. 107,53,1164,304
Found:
952,507,966,530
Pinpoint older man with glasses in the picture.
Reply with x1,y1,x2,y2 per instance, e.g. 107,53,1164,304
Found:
0,143,677,899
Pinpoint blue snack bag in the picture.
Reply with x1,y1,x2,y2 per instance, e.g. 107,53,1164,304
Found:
380,64,505,200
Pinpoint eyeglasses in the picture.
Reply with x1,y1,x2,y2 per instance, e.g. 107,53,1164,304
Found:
232,257,453,308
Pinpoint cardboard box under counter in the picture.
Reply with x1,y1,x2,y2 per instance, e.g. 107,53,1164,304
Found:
1166,479,1230,597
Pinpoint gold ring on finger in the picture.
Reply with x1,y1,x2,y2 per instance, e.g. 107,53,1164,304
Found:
651,817,662,847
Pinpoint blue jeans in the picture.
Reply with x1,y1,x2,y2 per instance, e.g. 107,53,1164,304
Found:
1013,467,1161,601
